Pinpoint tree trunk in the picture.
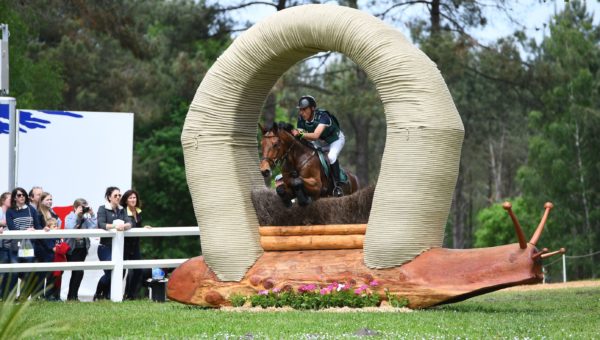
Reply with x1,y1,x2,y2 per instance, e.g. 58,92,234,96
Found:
574,120,594,278
488,128,505,202
430,0,441,34
263,91,276,129
348,113,370,185
276,0,287,11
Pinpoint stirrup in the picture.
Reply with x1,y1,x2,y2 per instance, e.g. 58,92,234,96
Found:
333,186,344,197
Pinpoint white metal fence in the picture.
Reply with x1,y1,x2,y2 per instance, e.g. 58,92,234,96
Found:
0,227,199,301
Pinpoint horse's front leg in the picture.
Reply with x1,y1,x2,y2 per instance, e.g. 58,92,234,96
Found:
289,172,312,206
276,183,294,208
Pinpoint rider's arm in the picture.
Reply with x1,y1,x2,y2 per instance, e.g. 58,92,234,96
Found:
297,124,326,141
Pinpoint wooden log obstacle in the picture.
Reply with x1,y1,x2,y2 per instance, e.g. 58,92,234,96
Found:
259,224,366,251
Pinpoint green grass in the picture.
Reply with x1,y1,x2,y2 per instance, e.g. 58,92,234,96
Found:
8,286,600,339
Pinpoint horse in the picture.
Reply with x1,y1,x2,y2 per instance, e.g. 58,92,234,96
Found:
259,122,359,206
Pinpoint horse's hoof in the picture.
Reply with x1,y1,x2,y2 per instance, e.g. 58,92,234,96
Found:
333,186,344,197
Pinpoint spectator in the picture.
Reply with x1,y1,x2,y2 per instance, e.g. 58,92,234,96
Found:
95,187,130,300
28,186,43,210
0,191,11,298
6,187,41,297
38,192,62,229
65,198,97,301
121,189,152,300
35,192,61,300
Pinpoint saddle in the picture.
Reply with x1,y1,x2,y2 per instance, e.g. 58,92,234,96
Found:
315,149,348,183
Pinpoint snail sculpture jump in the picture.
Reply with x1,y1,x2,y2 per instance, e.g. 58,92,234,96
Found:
168,5,564,308
168,201,564,308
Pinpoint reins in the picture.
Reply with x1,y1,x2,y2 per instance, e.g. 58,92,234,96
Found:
262,130,315,172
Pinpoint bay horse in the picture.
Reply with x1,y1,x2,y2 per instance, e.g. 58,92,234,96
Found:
259,122,359,206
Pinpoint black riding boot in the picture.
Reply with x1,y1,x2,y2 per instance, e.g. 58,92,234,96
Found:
331,161,344,197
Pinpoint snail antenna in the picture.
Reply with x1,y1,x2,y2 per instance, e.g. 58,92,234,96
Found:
530,202,554,246
540,248,566,259
532,248,549,260
502,202,527,249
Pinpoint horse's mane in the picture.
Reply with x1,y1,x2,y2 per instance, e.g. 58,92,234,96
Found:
272,122,317,150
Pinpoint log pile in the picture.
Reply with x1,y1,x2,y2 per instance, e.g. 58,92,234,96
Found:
259,224,366,251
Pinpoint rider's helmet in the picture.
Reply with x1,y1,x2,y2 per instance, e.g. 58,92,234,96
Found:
297,95,317,109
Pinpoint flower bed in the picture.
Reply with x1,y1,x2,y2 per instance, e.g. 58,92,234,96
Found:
229,281,409,310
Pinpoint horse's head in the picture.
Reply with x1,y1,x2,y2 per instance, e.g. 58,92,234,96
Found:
259,123,285,178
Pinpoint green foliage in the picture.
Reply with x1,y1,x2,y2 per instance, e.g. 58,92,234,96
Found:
229,294,247,307
474,198,539,248
245,282,381,310
384,288,409,308
517,3,600,279
0,276,68,339
0,3,64,108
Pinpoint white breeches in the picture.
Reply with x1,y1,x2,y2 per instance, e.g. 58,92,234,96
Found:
314,131,345,164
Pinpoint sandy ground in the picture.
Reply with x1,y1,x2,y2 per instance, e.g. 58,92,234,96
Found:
503,280,600,292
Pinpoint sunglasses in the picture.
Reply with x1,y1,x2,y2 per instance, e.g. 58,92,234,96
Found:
16,193,25,198
112,194,122,198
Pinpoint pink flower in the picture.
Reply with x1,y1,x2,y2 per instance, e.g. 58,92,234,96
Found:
298,284,317,293
359,284,368,290
369,280,379,287
354,287,365,295
320,288,329,295
258,290,269,295
272,287,281,293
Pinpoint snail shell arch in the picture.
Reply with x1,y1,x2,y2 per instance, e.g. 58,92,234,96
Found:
181,4,464,281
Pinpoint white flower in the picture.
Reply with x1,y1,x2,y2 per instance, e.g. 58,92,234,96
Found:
336,284,345,292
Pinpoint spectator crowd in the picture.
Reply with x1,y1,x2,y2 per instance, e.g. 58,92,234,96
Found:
0,185,151,301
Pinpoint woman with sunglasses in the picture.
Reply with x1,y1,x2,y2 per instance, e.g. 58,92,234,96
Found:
5,187,42,296
95,186,131,300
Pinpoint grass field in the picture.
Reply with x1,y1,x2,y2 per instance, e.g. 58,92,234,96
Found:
5,283,600,339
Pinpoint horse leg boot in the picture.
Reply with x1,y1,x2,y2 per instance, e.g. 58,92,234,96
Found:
291,172,312,206
276,184,293,208
330,161,344,197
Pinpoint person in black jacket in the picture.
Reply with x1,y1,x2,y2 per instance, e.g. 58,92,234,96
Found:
121,189,152,299
95,186,131,300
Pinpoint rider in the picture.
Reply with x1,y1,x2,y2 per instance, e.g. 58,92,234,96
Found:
292,95,346,197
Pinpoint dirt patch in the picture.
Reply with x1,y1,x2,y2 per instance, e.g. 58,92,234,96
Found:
503,280,600,292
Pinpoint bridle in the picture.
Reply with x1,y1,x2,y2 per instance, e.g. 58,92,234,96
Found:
261,133,295,169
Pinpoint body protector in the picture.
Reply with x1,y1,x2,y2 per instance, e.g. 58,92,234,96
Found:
297,109,341,144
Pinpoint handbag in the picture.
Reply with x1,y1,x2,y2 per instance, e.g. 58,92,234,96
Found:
17,239,35,258
15,205,36,258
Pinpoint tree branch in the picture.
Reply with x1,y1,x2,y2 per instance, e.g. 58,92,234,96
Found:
216,1,278,12
376,0,432,19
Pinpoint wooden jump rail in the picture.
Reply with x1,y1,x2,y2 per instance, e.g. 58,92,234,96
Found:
259,224,366,251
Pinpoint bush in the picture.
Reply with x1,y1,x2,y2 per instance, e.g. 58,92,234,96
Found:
385,288,409,308
229,294,247,307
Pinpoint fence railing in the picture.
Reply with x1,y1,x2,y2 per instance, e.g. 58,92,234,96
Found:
0,227,200,302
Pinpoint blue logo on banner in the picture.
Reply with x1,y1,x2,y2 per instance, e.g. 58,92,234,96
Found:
0,109,83,134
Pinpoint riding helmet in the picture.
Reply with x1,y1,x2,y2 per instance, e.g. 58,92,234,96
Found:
297,95,317,109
